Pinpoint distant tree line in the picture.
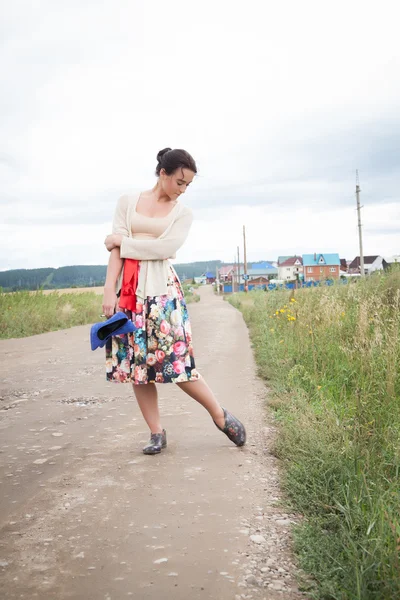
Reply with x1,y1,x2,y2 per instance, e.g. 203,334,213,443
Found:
0,265,107,291
0,261,225,291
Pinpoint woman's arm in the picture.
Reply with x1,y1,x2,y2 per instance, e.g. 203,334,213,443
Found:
112,194,130,236
102,249,124,317
105,247,124,288
104,209,193,261
102,195,130,317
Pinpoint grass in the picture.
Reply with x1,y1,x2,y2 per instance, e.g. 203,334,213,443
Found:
0,290,102,339
1,283,199,340
229,269,400,600
182,283,200,303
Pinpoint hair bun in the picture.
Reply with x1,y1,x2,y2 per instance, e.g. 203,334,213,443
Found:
157,147,172,163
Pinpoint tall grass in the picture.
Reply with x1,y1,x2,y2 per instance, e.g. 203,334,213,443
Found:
182,284,200,303
1,286,199,340
230,269,400,599
0,290,102,339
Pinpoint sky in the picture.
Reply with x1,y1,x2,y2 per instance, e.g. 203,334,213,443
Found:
1,0,399,271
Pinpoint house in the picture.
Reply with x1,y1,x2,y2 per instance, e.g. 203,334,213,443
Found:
340,258,348,272
205,271,216,284
195,271,216,285
247,276,269,289
222,275,270,293
278,256,303,281
302,253,340,281
348,255,388,275
218,265,235,282
194,275,207,285
278,256,292,266
251,261,275,270
240,265,278,283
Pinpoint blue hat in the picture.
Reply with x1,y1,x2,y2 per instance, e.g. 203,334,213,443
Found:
90,312,137,351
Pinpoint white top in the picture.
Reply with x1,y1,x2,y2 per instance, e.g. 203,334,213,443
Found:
130,195,176,239
112,193,193,300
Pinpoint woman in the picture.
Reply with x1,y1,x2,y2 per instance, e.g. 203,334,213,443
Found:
103,148,246,455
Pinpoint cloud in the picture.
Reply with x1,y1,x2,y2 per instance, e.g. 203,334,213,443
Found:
365,228,399,236
2,117,399,226
0,0,399,268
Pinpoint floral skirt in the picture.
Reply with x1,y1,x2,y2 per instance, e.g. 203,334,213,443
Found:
105,266,200,385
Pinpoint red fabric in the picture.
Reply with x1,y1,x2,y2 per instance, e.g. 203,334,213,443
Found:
119,259,139,312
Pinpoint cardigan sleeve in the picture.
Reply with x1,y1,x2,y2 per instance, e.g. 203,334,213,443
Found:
119,209,193,261
112,194,131,235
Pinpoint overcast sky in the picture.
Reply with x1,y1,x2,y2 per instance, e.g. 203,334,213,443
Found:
1,0,399,270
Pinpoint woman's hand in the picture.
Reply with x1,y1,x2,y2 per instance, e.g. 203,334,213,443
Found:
102,286,119,318
104,234,123,252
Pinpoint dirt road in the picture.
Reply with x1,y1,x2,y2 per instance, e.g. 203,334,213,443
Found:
0,286,302,600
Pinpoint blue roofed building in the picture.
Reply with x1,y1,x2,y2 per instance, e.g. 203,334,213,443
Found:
302,253,341,281
251,261,276,270
240,265,278,283
205,271,216,283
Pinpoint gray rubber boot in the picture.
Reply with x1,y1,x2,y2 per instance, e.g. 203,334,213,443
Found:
213,408,246,446
142,429,167,455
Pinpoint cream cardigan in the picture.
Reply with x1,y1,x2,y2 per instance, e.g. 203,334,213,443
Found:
112,193,193,300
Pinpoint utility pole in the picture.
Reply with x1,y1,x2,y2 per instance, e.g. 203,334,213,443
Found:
237,245,240,291
243,225,248,292
356,170,365,277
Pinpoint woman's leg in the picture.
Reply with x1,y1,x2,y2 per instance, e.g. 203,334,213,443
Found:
177,377,225,428
132,383,163,434
178,375,246,447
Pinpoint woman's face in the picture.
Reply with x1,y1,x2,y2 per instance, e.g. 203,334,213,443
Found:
160,167,195,200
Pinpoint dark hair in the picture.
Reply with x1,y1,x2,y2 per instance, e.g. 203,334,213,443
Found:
155,148,197,176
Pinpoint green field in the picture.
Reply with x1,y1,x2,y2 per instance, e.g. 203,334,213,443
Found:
0,290,103,339
229,269,400,599
1,285,199,340
182,283,201,303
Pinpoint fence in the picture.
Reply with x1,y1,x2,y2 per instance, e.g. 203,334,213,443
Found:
223,279,348,294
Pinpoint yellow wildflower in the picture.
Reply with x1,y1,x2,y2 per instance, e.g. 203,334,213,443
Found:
317,386,322,390
290,298,296,303
270,328,274,332
279,340,284,344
